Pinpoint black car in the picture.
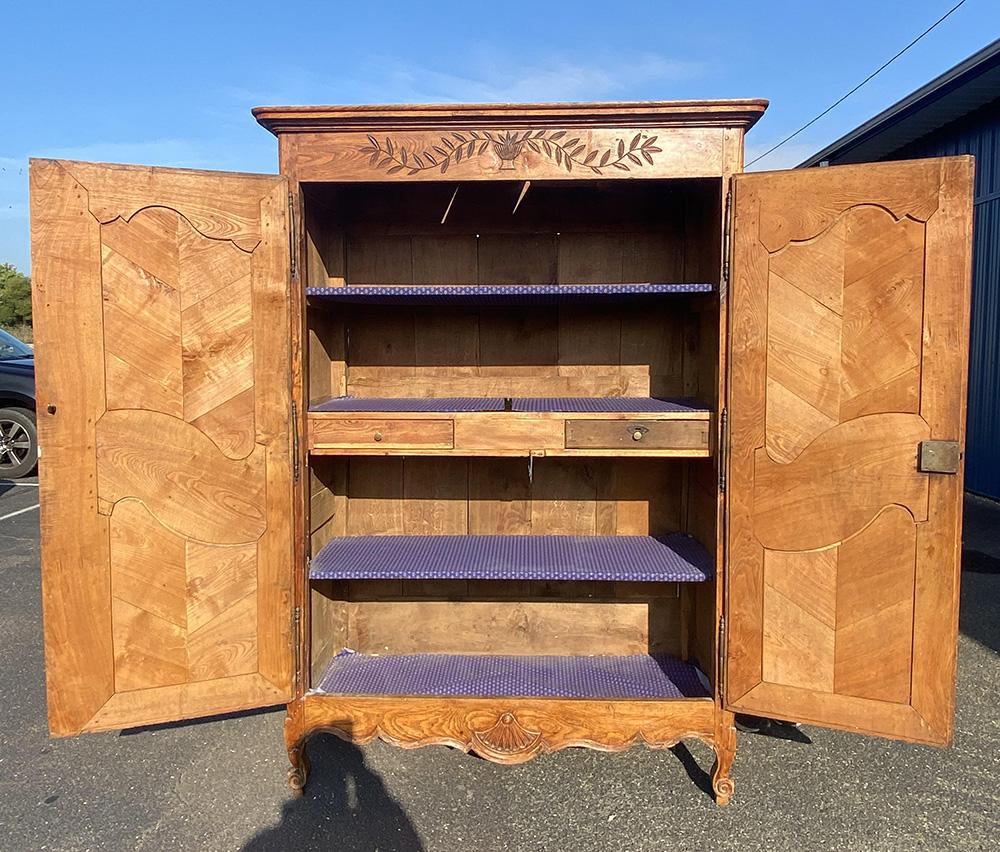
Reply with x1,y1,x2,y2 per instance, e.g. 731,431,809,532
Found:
0,329,37,478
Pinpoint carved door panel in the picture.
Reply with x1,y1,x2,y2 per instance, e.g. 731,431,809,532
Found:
30,160,295,735
725,158,973,744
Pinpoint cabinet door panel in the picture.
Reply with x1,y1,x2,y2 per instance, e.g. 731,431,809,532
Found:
30,159,294,735
725,158,973,745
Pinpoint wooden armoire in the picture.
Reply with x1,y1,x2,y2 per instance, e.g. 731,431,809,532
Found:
29,99,973,805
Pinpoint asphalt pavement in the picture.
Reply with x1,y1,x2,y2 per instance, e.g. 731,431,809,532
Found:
1,478,997,851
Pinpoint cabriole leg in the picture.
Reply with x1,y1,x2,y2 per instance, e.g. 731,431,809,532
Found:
287,738,310,796
284,701,310,797
711,710,737,806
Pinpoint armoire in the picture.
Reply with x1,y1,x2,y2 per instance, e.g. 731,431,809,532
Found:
29,98,973,805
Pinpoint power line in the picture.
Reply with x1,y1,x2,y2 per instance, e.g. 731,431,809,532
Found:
746,0,970,167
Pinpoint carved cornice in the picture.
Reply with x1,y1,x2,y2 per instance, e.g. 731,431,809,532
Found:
253,99,768,135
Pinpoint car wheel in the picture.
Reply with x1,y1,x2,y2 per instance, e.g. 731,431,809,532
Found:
0,407,38,479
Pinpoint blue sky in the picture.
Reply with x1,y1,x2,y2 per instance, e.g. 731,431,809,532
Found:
3,0,996,272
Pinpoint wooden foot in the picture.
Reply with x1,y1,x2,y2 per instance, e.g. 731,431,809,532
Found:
711,711,737,806
287,739,310,797
284,700,309,797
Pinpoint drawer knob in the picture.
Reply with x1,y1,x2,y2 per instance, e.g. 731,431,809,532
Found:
373,431,383,442
632,429,645,442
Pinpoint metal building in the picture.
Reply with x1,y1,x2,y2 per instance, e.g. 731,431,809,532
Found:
801,38,1000,500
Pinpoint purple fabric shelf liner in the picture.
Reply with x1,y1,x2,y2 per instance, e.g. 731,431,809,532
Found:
306,283,714,305
310,396,710,414
310,533,713,583
312,397,505,412
511,396,708,413
315,651,710,700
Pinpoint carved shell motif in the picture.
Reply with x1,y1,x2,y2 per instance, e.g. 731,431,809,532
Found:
469,712,545,764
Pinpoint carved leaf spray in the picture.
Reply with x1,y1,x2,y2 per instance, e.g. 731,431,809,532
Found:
360,131,662,175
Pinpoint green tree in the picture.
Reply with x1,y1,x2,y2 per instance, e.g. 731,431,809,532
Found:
0,263,32,327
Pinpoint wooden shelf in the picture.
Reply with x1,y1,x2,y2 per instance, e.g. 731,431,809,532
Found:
308,397,713,457
306,283,714,304
310,396,709,414
313,651,711,701
310,533,714,583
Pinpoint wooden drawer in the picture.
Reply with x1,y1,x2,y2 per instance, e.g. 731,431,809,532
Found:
565,419,710,452
309,418,454,449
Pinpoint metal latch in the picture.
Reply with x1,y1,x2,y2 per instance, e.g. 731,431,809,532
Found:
718,408,729,492
718,615,727,699
291,401,300,481
722,189,733,289
918,440,961,474
292,605,302,690
287,191,297,278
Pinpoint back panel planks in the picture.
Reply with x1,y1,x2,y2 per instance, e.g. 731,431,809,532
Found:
302,179,722,290
313,302,711,401
311,457,690,538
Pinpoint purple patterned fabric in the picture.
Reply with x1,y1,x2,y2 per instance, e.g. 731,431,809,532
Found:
305,283,714,305
310,396,710,414
315,651,710,700
310,534,713,582
312,397,505,412
510,397,709,413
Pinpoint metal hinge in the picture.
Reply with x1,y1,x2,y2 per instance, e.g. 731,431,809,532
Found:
718,615,727,699
291,400,300,482
292,605,302,689
287,190,297,279
722,188,733,291
718,408,729,492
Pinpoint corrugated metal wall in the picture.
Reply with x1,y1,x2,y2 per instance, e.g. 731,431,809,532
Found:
894,101,1000,499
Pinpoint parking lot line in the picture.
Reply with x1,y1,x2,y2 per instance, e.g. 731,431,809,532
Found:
0,503,39,522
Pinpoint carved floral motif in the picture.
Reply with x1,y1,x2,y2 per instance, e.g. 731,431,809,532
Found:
360,131,662,176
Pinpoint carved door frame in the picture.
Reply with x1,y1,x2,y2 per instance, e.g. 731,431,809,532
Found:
31,159,295,735
724,157,973,744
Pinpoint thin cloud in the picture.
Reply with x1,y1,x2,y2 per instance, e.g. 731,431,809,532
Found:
224,54,706,108
378,54,705,102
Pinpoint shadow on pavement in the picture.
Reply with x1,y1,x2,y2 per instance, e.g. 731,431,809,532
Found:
118,705,282,736
960,494,1000,655
668,743,714,798
242,734,422,852
959,566,1000,654
735,716,812,744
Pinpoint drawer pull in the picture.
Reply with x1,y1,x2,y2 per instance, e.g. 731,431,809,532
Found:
373,431,383,442
631,425,649,442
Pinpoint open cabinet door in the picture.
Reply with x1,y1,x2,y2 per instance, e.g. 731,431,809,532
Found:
30,160,295,735
725,157,973,745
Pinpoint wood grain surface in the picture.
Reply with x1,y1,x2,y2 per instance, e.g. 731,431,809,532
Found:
725,158,974,745
31,159,296,734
